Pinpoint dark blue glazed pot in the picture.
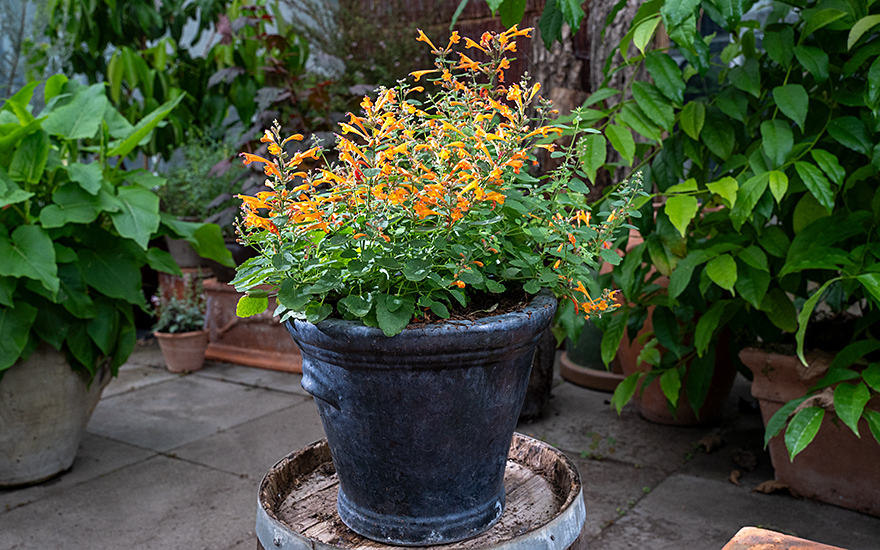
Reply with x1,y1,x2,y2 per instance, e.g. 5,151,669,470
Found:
286,292,557,546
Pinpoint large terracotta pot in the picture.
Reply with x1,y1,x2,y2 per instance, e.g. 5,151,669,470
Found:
154,330,209,373
0,344,110,487
286,293,558,545
740,347,880,517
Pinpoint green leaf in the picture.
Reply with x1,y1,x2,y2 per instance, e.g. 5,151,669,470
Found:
107,93,185,158
702,109,735,160
0,167,34,207
32,301,70,350
716,86,748,123
579,133,606,183
834,382,871,437
631,82,674,131
866,410,880,445
67,162,104,195
611,373,641,414
794,162,834,213
40,183,119,228
41,83,108,140
729,58,761,98
458,266,483,285
633,16,662,55
499,0,528,27
376,294,414,337
87,298,120,356
305,302,333,323
793,46,829,81
809,150,845,185
856,273,880,307
9,129,49,185
687,346,716,416
79,247,143,305
796,279,839,365
735,263,771,309
146,247,182,276
236,295,268,317
605,125,635,165
601,310,628,367
730,173,769,230
802,9,847,39
706,176,738,207
583,87,620,107
768,170,789,204
557,0,586,32
827,117,871,156
538,0,564,48
867,57,880,110
680,101,705,140
861,363,880,393
847,14,880,49
668,250,712,301
0,225,59,294
644,51,685,104
403,258,432,282
109,186,161,249
761,120,793,169
764,396,807,447
785,406,824,461
763,27,794,68
660,0,700,28
706,254,737,291
694,302,725,356
773,85,808,131
664,195,698,238
3,81,39,124
57,262,97,319
617,103,662,142
659,368,681,409
0,302,38,371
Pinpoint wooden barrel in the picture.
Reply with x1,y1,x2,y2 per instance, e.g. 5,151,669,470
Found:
256,433,586,550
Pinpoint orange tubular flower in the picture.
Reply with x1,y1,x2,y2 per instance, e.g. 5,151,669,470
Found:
457,53,482,72
241,152,272,166
452,280,466,288
416,28,439,52
268,143,282,156
410,69,439,82
260,130,275,143
281,134,304,145
463,37,487,53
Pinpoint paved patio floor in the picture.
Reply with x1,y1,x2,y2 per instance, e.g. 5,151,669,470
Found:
2,340,879,549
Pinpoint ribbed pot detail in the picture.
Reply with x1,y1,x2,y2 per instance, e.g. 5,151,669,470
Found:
286,292,557,546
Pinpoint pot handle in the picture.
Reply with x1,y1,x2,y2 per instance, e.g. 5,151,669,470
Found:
300,357,341,410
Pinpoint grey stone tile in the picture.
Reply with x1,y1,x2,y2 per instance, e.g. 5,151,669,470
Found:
0,433,154,513
589,473,880,550
517,380,715,473
195,362,309,397
124,340,167,369
173,397,325,480
103,364,177,398
86,375,297,452
0,455,256,550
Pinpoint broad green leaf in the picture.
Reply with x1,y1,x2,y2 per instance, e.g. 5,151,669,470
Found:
794,162,834,213
856,273,880,306
9,129,49,184
605,125,635,165
707,176,738,207
57,262,97,319
633,16,661,55
538,0,564,48
107,93,185,158
763,27,794,67
659,368,681,409
601,310,628,367
617,103,662,142
867,57,880,109
67,162,104,195
847,14,880,49
611,373,641,414
694,302,725,356
579,134,606,183
236,294,268,317
680,101,705,140
834,382,871,437
687,346,716,417
45,75,68,103
764,396,807,447
866,410,880,445
498,0,527,27
705,254,737,291
730,173,769,230
768,170,788,204
0,167,34,207
339,294,370,317
665,178,698,193
793,46,829,81
864,362,880,392
32,301,70,350
716,86,748,122
810,150,845,185
729,58,760,98
652,306,682,359
145,247,182,276
79,248,144,306
761,120,793,168
785,406,825,461
0,302,39,371
458,266,483,285
802,9,847,39
702,109,735,160
557,0,587,32
403,258,432,282
660,0,700,28
739,245,769,271
664,195,699,237
735,263,771,308
631,82,674,131
0,225,59,294
773,85,808,131
376,294,414,337
644,51,685,104
109,186,161,249
668,250,713,301
583,87,620,107
305,302,333,324
3,81,39,124
40,183,119,228
41,83,108,140
795,279,839,365
792,192,830,233
827,117,871,155
86,298,120,356
0,277,13,307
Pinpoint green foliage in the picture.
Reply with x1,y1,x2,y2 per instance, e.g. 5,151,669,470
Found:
591,0,880,451
151,276,206,334
0,78,229,380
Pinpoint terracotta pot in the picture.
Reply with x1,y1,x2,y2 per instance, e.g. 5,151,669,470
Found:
617,310,737,425
154,330,209,373
0,344,110,487
740,347,880,517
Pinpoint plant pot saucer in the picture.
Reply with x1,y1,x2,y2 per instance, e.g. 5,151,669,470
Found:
559,351,624,393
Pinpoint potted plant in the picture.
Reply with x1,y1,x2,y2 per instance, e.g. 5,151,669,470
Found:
231,26,644,545
578,0,880,512
152,276,210,374
0,76,232,487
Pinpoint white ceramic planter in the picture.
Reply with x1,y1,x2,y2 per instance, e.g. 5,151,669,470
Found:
0,344,110,487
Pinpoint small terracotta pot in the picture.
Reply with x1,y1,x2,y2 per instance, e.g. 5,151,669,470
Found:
154,330,209,373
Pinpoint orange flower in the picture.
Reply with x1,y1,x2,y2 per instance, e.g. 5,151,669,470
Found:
411,69,439,82
241,152,272,166
452,280,466,288
463,37,487,53
268,143,282,156
260,130,275,143
416,28,439,52
457,53,482,72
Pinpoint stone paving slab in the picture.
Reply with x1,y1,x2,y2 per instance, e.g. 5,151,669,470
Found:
195,362,309,397
87,374,296,452
172,397,325,480
103,363,178,398
588,473,880,550
0,455,255,550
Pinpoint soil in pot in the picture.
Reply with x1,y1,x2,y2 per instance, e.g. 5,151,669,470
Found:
286,292,557,545
155,330,209,373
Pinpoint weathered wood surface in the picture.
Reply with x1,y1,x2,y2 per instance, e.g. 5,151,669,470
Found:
721,527,847,550
257,433,584,550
